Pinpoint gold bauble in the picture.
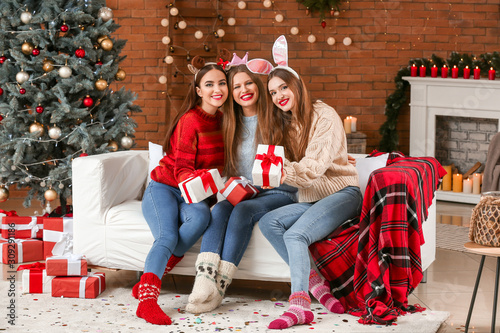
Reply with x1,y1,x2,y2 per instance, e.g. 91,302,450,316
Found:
95,78,108,91
115,68,126,81
29,122,44,135
22,41,34,55
0,187,9,203
97,35,108,44
43,59,54,72
100,38,113,51
108,140,118,152
44,188,57,201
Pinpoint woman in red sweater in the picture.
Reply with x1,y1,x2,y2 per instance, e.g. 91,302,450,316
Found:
135,63,228,326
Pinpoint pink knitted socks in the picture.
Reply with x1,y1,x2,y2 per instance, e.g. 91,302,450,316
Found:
308,269,344,314
268,291,314,329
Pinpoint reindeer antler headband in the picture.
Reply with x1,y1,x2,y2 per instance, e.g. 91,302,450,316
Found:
187,48,231,80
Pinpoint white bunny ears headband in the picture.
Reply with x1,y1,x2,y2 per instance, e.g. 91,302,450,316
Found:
246,35,300,79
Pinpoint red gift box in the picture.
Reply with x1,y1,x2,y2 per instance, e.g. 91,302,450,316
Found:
220,177,259,206
1,216,44,239
46,255,88,276
43,217,73,259
18,262,54,294
178,169,224,204
51,272,106,298
0,237,44,264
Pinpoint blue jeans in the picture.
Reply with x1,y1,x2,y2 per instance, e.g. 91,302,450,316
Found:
142,180,211,279
200,191,295,266
259,186,362,293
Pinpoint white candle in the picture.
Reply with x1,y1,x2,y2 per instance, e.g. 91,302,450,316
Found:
344,116,351,134
463,178,472,194
473,173,482,194
350,116,357,132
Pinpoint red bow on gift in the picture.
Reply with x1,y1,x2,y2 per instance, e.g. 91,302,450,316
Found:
0,209,18,217
255,149,283,187
17,262,46,271
217,58,229,70
188,169,218,194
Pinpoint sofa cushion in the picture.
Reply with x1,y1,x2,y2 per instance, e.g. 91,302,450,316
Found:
147,142,165,185
355,153,389,196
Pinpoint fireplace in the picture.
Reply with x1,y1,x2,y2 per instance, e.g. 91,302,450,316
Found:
404,77,500,204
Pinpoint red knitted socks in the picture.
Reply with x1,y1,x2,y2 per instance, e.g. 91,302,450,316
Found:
308,269,344,314
268,291,314,329
132,255,184,299
136,272,172,325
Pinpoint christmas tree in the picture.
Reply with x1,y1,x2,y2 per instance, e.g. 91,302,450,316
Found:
0,0,141,212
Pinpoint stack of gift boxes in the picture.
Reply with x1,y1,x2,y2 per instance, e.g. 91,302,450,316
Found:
1,214,105,298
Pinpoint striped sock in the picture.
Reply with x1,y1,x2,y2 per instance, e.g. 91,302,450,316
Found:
268,291,314,330
308,269,344,314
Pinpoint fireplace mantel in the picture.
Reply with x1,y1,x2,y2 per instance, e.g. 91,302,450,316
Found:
404,77,500,204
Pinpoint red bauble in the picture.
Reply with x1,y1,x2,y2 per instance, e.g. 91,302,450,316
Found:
79,153,89,157
0,114,3,122
61,24,69,32
75,48,85,58
321,21,326,29
0,87,3,95
32,48,40,56
19,88,26,94
83,95,93,107
0,56,6,64
36,105,44,113
96,60,103,66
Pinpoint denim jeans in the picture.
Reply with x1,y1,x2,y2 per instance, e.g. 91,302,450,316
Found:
200,191,295,266
142,180,211,279
259,186,363,293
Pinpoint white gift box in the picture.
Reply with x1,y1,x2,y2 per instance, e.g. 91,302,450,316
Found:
179,169,224,204
251,145,285,187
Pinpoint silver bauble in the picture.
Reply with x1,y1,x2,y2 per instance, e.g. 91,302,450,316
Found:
48,126,62,139
20,11,32,24
59,65,72,78
98,7,113,22
16,70,29,84
120,136,134,149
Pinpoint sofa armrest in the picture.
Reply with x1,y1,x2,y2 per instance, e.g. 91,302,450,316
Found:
72,150,149,225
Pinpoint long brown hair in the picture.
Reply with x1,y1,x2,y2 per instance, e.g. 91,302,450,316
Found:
222,65,267,177
262,69,315,162
162,64,226,153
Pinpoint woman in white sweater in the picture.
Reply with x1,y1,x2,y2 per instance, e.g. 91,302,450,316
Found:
258,66,362,330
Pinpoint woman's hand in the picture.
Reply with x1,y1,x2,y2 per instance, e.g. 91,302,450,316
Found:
261,169,287,189
348,155,356,167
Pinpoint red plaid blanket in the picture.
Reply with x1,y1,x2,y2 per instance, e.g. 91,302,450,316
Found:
310,156,446,325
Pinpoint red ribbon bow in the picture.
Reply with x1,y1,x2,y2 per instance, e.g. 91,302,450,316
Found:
17,261,46,271
0,209,18,217
217,58,229,70
183,169,219,203
255,146,283,186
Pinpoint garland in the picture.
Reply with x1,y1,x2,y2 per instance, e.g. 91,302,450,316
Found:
379,51,500,152
296,0,345,21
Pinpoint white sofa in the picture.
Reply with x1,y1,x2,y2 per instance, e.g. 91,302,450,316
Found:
72,150,436,282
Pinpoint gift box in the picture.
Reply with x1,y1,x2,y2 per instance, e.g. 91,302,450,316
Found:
43,217,73,259
179,169,224,204
18,262,54,294
51,272,106,299
2,216,44,239
220,176,259,206
251,145,285,187
46,254,87,276
0,237,44,264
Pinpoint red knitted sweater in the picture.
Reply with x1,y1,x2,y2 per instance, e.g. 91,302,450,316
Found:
151,106,224,187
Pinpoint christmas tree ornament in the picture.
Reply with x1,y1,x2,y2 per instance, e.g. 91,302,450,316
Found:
98,7,113,22
32,47,40,56
115,68,126,81
0,55,6,64
61,23,69,32
334,11,340,17
120,136,133,149
195,31,203,39
95,78,108,91
178,20,187,29
331,8,335,16
237,1,247,9
227,17,236,26
75,47,85,58
108,140,119,152
79,152,89,157
327,37,336,45
290,27,299,35
22,41,34,55
36,105,44,113
44,188,57,201
100,38,113,51
217,28,225,38
19,88,26,94
48,125,62,139
306,7,310,15
169,7,179,16
16,70,29,84
58,183,64,189
343,36,352,46
0,114,3,121
308,34,317,43
96,59,103,66
43,59,54,72
59,65,72,78
29,122,44,135
321,20,326,29
0,186,9,202
83,95,94,107
275,14,284,23
20,10,32,24
0,87,3,95
97,35,108,44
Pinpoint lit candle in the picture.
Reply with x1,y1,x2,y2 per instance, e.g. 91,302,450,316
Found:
441,65,448,78
441,215,451,224
452,173,463,192
344,116,351,134
419,65,426,77
463,178,472,193
442,165,452,191
473,66,480,80
463,66,470,79
473,173,482,194
452,215,462,226
431,65,438,77
410,64,417,77
451,65,459,79
489,67,496,80
350,116,357,133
